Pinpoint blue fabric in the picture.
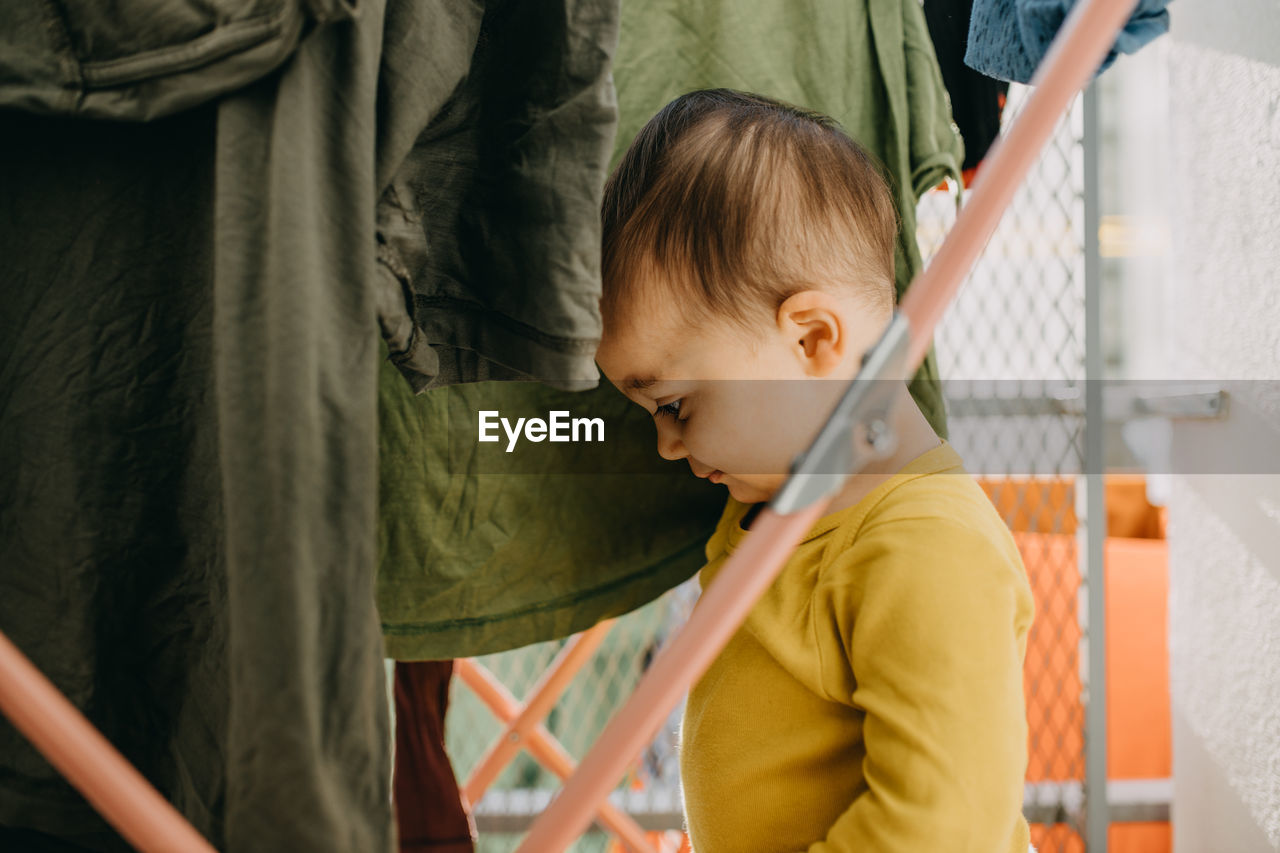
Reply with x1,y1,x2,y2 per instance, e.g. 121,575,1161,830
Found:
965,0,1170,83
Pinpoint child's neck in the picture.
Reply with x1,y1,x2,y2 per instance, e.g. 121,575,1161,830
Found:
817,391,942,517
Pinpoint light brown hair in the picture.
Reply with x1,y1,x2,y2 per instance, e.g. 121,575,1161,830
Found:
601,89,899,340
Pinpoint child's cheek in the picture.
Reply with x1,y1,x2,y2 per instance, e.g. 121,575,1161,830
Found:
682,420,725,469
688,415,765,476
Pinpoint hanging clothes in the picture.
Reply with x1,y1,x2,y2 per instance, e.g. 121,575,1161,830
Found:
373,2,620,394
393,662,475,853
0,0,355,120
924,0,1011,183
0,1,622,850
376,0,963,661
964,0,1171,84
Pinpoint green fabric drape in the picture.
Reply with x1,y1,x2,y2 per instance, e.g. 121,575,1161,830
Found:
0,1,621,849
377,0,963,660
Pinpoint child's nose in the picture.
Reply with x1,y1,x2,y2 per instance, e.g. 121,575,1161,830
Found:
654,418,687,461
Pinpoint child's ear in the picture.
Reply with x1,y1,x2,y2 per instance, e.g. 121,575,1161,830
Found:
776,290,845,377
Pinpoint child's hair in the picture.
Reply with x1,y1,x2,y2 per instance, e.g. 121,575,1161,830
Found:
601,88,899,339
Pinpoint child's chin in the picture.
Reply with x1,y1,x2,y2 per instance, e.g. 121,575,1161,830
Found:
724,479,768,504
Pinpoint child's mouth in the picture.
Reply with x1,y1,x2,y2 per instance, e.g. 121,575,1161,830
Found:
709,471,723,484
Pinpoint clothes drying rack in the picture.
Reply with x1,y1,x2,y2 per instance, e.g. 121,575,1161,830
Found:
0,0,1140,849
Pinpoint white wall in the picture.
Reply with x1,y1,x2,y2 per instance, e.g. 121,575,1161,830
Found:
1159,1,1280,848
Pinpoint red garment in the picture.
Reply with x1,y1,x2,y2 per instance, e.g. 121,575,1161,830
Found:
393,661,476,853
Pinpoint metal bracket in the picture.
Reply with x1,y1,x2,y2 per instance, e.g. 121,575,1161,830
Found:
770,313,913,515
1049,385,1229,420
944,385,1230,422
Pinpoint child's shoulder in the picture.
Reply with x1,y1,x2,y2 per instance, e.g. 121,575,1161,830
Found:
865,454,998,530
873,441,1001,522
820,443,1025,589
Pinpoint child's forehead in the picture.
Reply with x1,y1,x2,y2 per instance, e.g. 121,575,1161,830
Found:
599,309,762,395
598,309,711,387
601,294,688,350
598,321,677,380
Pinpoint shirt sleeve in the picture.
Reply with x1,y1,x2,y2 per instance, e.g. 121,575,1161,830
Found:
805,514,1034,853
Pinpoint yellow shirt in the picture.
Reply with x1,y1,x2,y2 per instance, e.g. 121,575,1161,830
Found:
680,441,1034,853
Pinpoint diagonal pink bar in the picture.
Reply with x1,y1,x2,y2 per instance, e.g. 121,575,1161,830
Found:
454,657,657,853
517,0,1142,849
0,631,218,853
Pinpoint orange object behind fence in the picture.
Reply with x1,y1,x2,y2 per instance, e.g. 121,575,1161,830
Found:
984,476,1171,853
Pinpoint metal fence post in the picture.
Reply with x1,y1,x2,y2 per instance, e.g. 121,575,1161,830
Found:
1082,82,1110,853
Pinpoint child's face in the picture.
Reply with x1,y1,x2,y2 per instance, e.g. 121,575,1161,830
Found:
596,288,883,504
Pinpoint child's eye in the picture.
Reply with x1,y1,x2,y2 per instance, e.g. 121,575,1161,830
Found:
655,399,683,420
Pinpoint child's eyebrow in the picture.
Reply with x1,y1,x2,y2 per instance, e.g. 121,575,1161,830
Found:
625,375,659,391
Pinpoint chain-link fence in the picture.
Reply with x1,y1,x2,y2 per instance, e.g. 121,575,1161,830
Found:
446,582,700,853
443,84,1098,853
922,84,1092,853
